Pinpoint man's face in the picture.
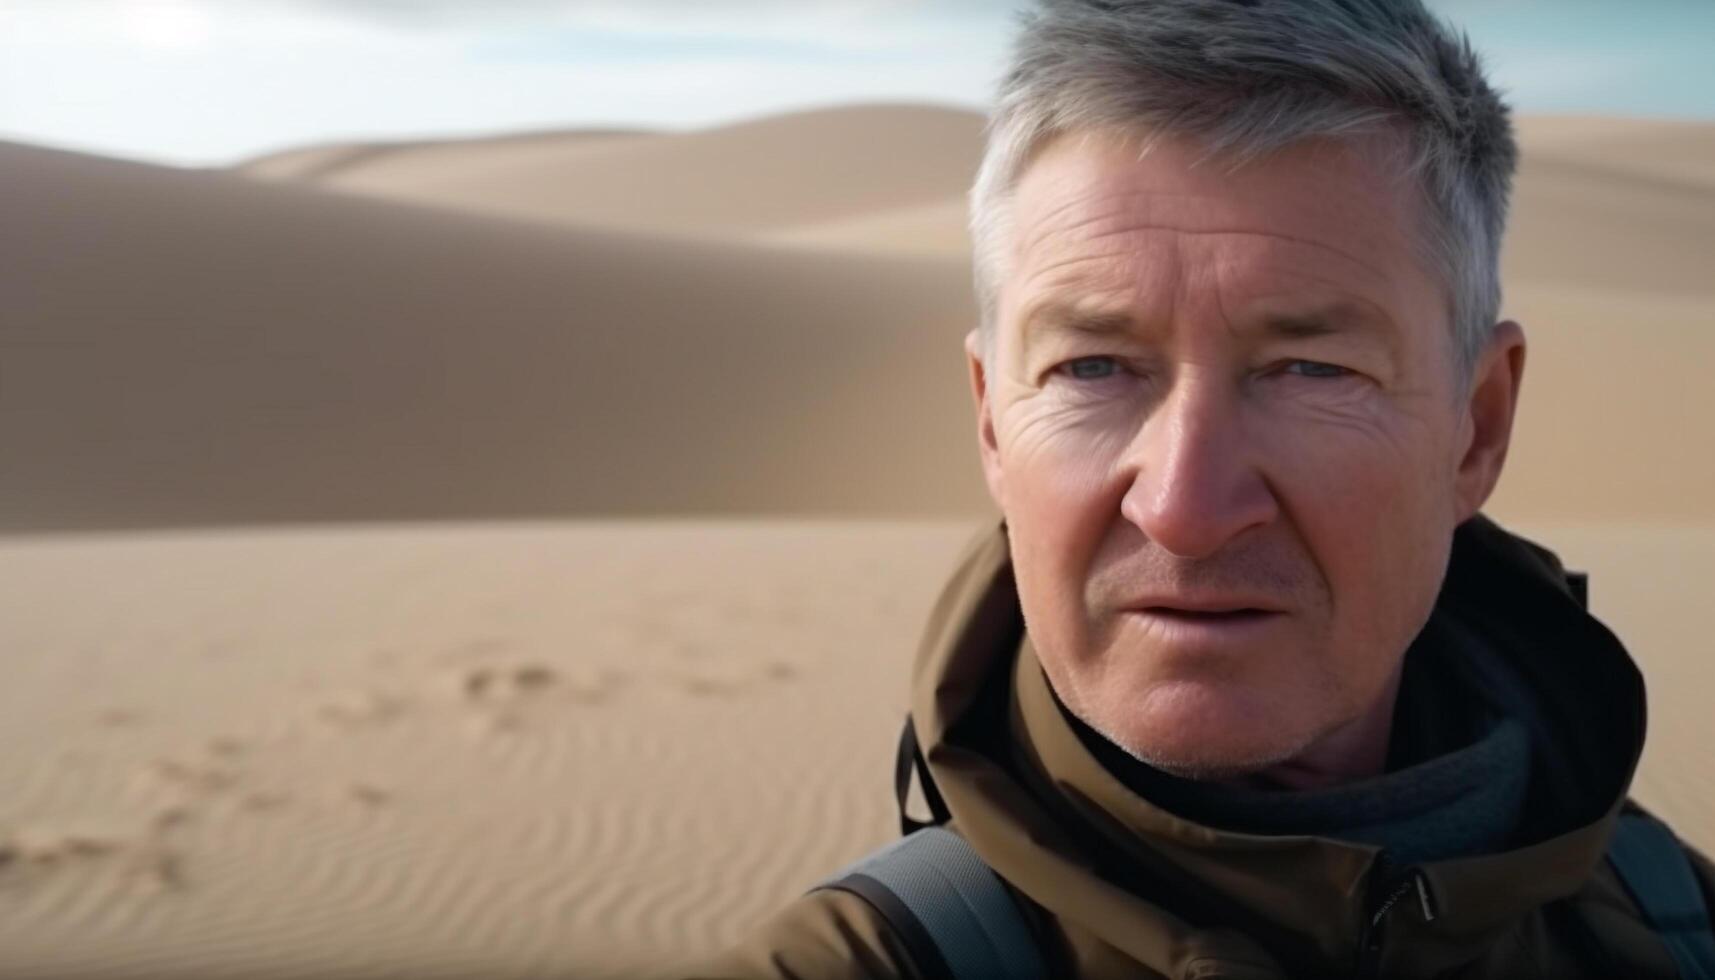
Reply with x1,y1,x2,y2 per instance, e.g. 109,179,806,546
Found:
966,129,1523,781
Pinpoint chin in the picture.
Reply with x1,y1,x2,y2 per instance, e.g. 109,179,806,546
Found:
1091,680,1316,781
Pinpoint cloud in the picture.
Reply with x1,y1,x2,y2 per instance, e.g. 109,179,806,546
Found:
126,0,994,33
284,0,808,29
3,0,1017,53
280,0,1018,55
0,0,1006,166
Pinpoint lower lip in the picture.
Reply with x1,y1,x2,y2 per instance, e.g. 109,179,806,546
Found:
1122,609,1287,645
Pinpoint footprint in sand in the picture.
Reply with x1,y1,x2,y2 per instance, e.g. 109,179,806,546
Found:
206,736,248,759
150,805,193,831
0,827,182,893
459,663,556,701
344,783,391,808
15,831,121,863
456,661,626,705
451,662,629,742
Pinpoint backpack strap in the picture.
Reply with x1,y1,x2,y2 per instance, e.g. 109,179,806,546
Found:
896,714,951,836
1607,810,1715,980
811,826,1048,980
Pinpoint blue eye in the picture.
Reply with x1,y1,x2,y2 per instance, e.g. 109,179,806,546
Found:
1283,360,1351,379
1062,356,1121,381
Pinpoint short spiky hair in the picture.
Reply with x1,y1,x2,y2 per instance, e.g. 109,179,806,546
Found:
969,0,1517,393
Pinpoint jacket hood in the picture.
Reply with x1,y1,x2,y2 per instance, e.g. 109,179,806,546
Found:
907,513,1647,978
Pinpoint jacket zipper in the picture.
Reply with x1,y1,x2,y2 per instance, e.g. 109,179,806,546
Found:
1355,863,1438,979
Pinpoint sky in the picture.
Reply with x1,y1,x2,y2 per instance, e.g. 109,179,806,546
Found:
1,0,1709,168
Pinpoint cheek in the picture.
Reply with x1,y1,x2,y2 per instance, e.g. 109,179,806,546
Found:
1259,407,1453,659
994,383,1141,489
1258,388,1451,516
992,403,1127,645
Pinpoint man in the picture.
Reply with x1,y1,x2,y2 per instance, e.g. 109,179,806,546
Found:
690,0,1715,976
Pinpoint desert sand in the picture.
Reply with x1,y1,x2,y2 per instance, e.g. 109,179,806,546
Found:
1,105,1711,977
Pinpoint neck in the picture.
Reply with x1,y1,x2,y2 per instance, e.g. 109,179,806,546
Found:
1049,641,1533,864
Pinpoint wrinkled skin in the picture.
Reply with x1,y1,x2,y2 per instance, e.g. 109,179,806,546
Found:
965,129,1527,788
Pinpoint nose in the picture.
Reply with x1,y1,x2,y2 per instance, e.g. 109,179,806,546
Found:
1119,371,1279,559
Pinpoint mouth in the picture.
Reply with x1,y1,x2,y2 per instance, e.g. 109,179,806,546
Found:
1141,607,1277,621
1123,606,1287,643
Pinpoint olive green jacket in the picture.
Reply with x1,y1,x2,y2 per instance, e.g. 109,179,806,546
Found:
686,514,1714,979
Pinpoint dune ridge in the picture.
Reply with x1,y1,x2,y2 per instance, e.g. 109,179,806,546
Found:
235,126,656,183
232,103,987,241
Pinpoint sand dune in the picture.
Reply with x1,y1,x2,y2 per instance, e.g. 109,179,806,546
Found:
1506,147,1715,299
236,127,655,183
0,518,1708,978
232,104,986,242
1513,116,1715,191
762,196,973,256
0,137,980,531
1488,283,1715,522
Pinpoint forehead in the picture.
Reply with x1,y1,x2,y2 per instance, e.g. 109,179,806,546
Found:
1002,129,1441,342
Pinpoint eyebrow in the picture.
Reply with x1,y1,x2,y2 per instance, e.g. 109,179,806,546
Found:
1021,303,1139,341
1021,298,1393,346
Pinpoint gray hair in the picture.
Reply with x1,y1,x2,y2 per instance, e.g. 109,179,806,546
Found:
969,0,1518,396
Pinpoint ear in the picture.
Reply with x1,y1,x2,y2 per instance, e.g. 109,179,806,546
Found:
1453,319,1527,523
964,328,1007,514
